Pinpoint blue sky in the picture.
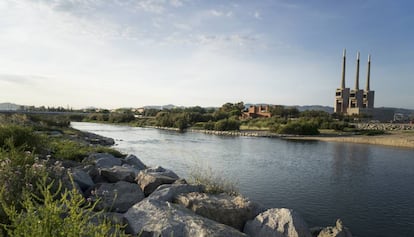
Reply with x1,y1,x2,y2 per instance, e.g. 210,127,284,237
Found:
1,0,413,109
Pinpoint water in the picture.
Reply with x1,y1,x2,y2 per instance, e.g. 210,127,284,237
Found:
71,122,414,237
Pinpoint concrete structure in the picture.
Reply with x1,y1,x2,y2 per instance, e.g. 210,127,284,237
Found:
334,49,375,116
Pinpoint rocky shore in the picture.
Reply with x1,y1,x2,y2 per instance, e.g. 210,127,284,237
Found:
49,131,354,237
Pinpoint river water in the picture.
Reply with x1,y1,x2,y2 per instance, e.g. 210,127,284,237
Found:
71,122,414,237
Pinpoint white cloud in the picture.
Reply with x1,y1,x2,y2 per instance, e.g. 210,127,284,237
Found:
253,10,261,20
209,9,233,17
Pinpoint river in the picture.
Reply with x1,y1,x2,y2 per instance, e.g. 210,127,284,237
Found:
71,122,414,237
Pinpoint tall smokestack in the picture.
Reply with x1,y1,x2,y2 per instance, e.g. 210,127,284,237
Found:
355,51,360,90
341,49,346,88
366,54,371,91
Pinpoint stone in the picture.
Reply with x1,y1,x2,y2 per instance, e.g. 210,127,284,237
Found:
244,208,312,237
87,181,144,213
175,192,263,231
123,154,147,170
123,199,248,237
70,168,94,191
145,166,180,179
83,153,122,169
317,219,352,237
136,167,179,196
148,184,204,202
100,165,139,183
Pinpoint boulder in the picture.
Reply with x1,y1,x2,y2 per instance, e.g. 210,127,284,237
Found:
87,181,144,213
317,219,352,237
123,154,147,170
136,167,179,196
70,168,94,191
244,208,312,237
83,153,122,169
148,184,204,202
175,192,263,231
100,165,139,183
145,166,179,179
124,199,248,237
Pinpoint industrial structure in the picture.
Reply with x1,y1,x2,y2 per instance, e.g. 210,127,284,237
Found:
334,49,375,115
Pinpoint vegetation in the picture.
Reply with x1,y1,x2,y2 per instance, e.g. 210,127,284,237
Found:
0,173,127,237
189,166,238,196
0,114,128,236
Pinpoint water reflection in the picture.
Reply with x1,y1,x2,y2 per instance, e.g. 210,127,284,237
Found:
331,143,371,181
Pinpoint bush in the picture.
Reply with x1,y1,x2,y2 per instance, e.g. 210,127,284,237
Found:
0,174,127,237
0,125,45,152
277,121,320,135
203,121,215,130
189,166,238,196
0,143,47,224
214,119,240,131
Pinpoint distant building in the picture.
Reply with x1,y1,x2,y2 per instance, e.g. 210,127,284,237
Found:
334,49,375,116
242,105,272,119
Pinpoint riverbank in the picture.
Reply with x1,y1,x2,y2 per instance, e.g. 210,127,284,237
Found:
149,125,414,149
284,131,414,148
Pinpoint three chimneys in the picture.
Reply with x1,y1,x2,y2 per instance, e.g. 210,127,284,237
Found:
334,49,375,114
340,49,371,91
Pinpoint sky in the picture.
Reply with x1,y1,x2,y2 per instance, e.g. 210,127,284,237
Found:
1,0,414,109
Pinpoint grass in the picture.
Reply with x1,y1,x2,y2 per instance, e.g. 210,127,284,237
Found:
48,138,124,162
188,166,238,196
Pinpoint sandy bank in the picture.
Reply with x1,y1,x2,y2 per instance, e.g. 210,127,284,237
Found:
284,132,414,149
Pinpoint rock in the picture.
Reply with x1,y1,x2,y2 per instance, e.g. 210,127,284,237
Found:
148,184,204,202
123,154,146,170
123,199,248,237
136,167,179,196
87,181,144,213
317,219,352,237
83,153,122,169
81,131,115,146
145,166,179,179
70,168,94,191
244,208,312,237
310,227,324,237
175,192,263,231
100,165,139,183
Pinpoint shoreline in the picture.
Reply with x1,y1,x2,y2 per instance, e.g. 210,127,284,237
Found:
283,132,414,149
149,125,414,149
79,123,414,149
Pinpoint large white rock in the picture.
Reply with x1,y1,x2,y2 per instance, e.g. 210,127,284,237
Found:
244,208,312,237
88,181,144,213
148,184,204,202
317,219,352,237
176,192,263,231
124,199,248,237
136,167,179,196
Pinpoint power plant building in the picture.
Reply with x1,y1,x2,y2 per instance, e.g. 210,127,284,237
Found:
334,49,375,116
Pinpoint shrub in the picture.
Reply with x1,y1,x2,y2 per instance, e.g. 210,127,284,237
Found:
214,119,240,131
0,142,47,224
0,125,45,152
0,175,127,237
277,121,320,135
189,166,238,196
